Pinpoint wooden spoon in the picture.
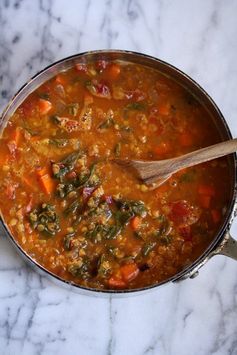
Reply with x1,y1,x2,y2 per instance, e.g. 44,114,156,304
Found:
113,138,237,187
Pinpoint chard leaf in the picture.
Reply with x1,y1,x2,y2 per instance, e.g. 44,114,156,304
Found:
63,232,75,251
64,199,82,216
52,150,81,179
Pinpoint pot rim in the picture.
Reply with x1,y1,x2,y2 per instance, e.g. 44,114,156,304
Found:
0,49,236,295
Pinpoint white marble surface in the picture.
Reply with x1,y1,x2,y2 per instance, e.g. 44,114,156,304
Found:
0,0,237,354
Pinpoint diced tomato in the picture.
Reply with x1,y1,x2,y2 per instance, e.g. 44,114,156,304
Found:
75,63,88,73
154,142,171,155
95,60,109,72
108,276,126,288
198,184,215,197
86,80,111,99
120,263,139,282
169,200,200,227
96,82,111,97
211,209,221,224
130,216,142,231
179,132,193,147
38,99,52,115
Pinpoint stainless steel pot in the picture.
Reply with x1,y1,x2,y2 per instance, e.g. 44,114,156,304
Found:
0,50,236,296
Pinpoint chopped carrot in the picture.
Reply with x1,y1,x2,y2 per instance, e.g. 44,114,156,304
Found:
38,174,55,195
120,263,139,282
36,166,48,177
107,63,121,80
108,276,126,288
211,209,221,224
158,102,170,116
38,99,52,115
199,194,211,209
154,142,171,155
179,132,193,147
198,184,215,196
130,216,142,231
36,167,55,195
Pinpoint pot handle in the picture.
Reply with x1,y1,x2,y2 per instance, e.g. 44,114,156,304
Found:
214,231,237,260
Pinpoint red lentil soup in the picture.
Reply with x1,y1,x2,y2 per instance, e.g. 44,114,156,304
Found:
0,59,231,290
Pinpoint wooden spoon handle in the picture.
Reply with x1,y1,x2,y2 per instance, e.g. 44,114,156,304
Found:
172,138,237,172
